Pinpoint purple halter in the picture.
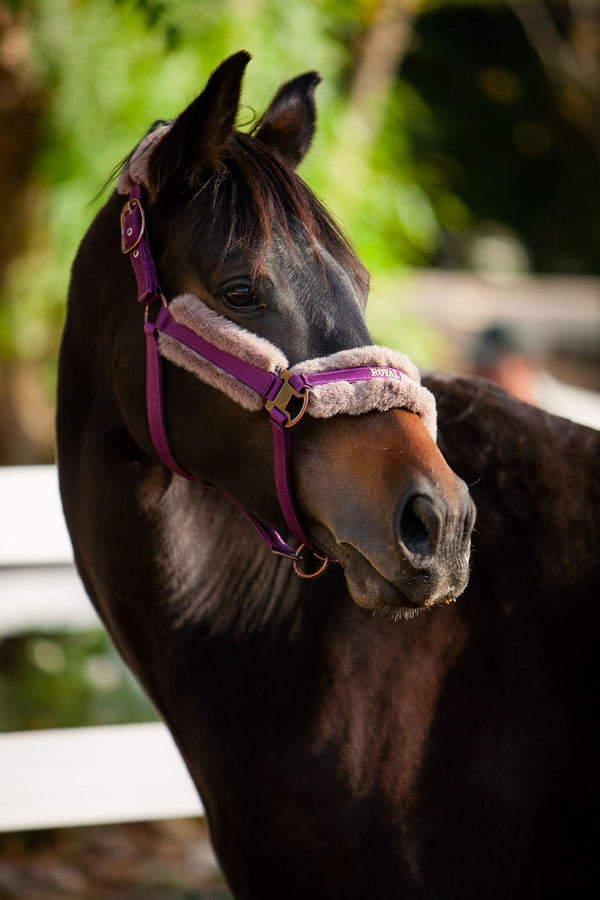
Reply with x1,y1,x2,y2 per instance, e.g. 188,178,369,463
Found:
120,183,432,577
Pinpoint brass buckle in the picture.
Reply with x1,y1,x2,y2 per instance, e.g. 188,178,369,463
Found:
120,197,145,254
265,370,309,427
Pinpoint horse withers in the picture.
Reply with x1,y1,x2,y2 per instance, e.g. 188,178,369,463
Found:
57,52,598,899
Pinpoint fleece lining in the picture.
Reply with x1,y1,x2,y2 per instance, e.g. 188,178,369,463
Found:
158,295,437,439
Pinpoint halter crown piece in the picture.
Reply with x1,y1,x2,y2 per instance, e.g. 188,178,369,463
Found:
117,127,437,578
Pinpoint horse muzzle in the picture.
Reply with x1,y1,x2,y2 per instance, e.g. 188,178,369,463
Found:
343,487,475,613
294,410,476,613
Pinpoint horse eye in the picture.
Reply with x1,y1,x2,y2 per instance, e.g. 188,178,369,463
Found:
219,282,263,311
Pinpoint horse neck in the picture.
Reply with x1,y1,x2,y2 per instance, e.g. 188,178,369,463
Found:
146,477,312,636
84,450,333,659
57,250,336,712
430,373,600,598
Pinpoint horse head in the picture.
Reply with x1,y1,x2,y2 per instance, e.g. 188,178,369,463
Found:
93,51,474,615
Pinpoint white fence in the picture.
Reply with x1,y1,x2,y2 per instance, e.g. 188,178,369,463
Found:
0,465,203,832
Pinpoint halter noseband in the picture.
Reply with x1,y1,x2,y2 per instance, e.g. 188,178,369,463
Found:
120,181,436,578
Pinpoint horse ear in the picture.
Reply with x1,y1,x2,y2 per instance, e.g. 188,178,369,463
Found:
254,71,321,169
146,51,251,198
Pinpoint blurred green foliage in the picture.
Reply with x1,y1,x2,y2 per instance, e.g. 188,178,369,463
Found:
0,629,156,731
1,0,441,384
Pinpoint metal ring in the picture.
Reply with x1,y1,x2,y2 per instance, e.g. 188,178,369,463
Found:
292,544,330,579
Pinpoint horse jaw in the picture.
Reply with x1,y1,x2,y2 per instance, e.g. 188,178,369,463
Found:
331,537,472,617
294,409,475,614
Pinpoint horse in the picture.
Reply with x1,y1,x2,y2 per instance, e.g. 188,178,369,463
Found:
56,52,599,898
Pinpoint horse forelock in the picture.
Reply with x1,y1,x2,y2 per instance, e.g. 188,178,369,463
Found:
117,118,369,294
197,131,369,287
181,132,369,290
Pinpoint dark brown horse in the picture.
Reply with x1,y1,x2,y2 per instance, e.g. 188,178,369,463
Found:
57,53,599,898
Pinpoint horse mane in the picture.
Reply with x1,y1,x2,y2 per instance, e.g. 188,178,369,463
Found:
186,130,370,291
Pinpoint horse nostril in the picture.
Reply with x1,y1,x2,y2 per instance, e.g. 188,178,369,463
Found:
397,494,442,558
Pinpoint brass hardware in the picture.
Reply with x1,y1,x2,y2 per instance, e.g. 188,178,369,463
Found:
144,294,168,321
120,198,145,254
292,544,330,579
265,371,309,427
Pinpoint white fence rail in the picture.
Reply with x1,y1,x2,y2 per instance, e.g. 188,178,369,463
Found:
0,465,202,832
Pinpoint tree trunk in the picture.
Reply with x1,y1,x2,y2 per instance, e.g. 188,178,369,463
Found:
0,5,48,464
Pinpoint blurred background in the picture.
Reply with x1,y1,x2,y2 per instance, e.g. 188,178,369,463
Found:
1,0,599,897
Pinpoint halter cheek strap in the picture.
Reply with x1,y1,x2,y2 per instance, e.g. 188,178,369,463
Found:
121,184,327,571
120,182,437,578
147,302,321,556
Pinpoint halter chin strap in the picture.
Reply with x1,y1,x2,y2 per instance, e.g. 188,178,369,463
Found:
120,182,437,577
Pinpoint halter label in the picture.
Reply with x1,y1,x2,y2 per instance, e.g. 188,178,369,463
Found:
370,366,404,381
